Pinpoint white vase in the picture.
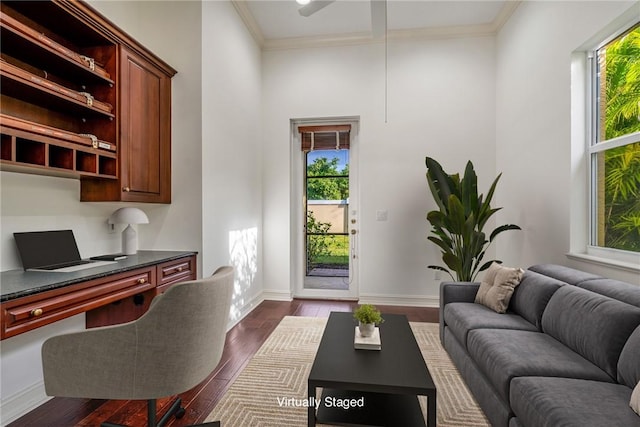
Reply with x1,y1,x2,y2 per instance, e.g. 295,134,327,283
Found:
358,322,375,337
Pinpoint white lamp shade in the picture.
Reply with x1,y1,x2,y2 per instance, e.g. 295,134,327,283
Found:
108,208,149,255
108,207,149,225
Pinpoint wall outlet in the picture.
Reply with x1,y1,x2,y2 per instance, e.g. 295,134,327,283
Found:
376,210,388,221
434,270,442,280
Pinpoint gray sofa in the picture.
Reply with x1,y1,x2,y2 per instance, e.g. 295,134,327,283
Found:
439,264,640,427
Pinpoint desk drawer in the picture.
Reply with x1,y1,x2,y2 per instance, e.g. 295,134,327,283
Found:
156,255,196,293
1,267,154,339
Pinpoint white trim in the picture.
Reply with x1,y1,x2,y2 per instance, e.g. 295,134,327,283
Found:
589,131,640,153
358,293,440,308
291,116,361,300
1,381,51,426
584,16,640,257
566,251,640,275
230,0,264,46
261,289,293,302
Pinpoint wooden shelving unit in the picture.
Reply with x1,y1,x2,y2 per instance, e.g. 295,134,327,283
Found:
0,0,176,202
0,1,117,180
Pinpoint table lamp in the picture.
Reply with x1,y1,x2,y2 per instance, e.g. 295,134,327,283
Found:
108,207,149,255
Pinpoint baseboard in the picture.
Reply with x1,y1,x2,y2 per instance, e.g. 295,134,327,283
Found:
0,381,51,426
357,293,440,307
261,289,293,301
226,291,265,331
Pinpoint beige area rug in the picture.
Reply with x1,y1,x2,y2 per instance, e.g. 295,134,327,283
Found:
205,316,489,426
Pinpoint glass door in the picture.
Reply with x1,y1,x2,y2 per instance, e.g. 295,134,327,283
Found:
304,149,350,290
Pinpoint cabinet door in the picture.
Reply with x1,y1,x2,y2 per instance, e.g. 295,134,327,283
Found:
119,46,171,203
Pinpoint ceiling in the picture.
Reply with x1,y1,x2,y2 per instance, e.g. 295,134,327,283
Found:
234,0,517,48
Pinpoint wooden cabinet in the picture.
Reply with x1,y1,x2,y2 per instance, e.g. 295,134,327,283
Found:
81,46,173,203
0,0,176,203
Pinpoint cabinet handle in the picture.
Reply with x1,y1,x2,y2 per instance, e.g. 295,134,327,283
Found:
31,308,44,317
137,278,146,284
176,266,184,272
123,187,131,192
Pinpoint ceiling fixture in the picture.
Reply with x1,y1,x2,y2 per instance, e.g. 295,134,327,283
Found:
298,0,387,39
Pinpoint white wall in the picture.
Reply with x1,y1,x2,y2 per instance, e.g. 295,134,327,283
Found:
201,1,264,323
262,36,497,303
494,0,639,283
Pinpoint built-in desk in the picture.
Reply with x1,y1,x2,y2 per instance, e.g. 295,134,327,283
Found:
1,250,197,339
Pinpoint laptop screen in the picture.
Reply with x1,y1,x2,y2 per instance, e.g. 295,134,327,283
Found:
14,230,82,270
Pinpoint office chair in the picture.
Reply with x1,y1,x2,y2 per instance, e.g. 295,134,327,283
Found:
41,266,234,427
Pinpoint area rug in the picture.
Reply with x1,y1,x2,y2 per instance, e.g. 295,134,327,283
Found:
205,316,489,426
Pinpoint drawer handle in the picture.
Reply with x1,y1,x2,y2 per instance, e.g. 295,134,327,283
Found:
31,308,44,317
176,266,184,272
137,278,146,284
123,186,131,192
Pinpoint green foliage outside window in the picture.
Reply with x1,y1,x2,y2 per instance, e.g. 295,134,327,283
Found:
306,157,349,201
306,210,333,272
598,24,640,252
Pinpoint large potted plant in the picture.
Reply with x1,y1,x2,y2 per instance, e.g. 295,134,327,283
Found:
425,157,521,282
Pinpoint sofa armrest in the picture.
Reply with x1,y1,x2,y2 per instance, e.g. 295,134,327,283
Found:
439,281,479,345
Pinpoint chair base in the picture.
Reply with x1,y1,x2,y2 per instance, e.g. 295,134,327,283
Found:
101,397,219,427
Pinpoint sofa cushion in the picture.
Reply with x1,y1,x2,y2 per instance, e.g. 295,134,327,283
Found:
632,381,640,416
467,329,612,402
475,263,524,313
509,270,564,329
542,285,640,379
444,302,537,350
528,264,601,285
619,325,640,388
510,377,640,427
578,278,640,308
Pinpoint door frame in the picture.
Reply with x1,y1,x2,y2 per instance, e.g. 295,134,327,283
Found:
290,116,360,300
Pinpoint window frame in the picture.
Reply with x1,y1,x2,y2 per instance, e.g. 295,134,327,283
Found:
586,22,640,259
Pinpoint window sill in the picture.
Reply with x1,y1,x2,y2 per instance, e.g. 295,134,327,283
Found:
566,251,640,274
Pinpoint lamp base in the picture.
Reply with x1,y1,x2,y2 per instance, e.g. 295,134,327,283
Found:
122,224,138,255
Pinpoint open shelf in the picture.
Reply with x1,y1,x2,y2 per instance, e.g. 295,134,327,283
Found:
1,125,117,179
15,138,45,166
0,22,114,86
0,71,114,119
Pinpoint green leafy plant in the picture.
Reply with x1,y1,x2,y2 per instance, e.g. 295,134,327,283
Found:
306,211,333,272
353,304,384,325
425,157,521,282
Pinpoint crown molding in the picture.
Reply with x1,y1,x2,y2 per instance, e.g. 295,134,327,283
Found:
492,0,521,32
231,0,264,47
233,0,522,52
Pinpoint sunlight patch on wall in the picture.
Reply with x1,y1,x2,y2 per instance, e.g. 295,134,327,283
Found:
228,227,258,322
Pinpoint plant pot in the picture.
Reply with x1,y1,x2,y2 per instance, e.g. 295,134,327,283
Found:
358,322,375,337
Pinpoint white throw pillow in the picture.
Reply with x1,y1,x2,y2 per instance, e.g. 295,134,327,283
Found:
631,381,640,416
474,262,524,313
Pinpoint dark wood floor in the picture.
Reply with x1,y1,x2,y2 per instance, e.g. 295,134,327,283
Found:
9,299,438,427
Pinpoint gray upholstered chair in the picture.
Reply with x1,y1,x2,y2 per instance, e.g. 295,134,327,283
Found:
41,266,234,427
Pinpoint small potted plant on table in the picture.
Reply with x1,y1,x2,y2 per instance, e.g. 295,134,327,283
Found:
353,304,384,337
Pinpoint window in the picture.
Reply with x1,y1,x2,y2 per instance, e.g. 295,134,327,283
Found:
588,23,640,254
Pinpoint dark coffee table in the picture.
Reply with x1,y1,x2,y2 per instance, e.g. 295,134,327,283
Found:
308,312,436,427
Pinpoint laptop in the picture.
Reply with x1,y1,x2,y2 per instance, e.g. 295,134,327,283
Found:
14,230,116,272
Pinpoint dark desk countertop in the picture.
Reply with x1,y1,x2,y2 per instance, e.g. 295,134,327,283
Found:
1,250,198,302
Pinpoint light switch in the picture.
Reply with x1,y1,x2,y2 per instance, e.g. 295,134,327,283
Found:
376,210,388,221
